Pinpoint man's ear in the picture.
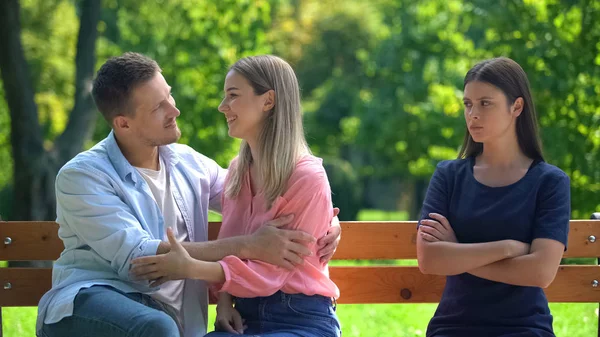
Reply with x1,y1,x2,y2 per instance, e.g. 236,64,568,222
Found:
262,90,276,112
113,115,130,130
512,97,524,117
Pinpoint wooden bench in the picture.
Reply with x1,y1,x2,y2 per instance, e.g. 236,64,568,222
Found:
2,220,600,336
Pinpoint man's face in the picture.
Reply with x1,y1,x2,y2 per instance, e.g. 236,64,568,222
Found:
121,72,181,147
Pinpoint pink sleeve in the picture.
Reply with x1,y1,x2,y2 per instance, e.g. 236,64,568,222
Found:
215,165,333,297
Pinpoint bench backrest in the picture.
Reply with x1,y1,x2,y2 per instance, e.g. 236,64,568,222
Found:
1,220,600,307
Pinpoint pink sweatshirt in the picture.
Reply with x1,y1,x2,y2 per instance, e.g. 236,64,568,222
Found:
215,155,340,299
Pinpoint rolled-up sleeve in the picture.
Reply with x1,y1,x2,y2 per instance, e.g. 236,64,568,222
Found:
56,165,161,282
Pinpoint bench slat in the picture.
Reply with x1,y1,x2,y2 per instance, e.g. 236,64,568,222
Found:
0,222,63,261
2,265,599,306
3,220,600,261
0,268,52,307
333,265,600,303
334,220,600,259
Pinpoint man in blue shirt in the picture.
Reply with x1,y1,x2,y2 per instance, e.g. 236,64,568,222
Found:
36,52,341,337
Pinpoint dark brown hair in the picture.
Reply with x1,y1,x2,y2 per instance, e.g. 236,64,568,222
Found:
458,57,544,161
92,52,161,123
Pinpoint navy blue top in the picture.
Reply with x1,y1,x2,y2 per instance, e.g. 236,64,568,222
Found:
420,157,570,337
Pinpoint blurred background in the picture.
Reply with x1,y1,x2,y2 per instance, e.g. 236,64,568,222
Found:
1,0,599,336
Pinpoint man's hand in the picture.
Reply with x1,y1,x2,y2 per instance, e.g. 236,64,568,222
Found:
243,214,316,270
130,228,194,287
317,208,341,264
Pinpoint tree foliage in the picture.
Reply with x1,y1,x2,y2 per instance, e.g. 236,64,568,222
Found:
0,0,598,220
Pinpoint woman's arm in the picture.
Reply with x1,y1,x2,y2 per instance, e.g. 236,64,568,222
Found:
417,230,529,275
417,164,528,275
131,163,335,296
214,292,245,334
212,167,334,297
468,170,570,286
468,238,564,287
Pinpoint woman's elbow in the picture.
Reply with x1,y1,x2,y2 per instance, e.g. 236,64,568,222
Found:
530,263,559,288
417,248,444,275
537,269,559,289
417,241,432,274
535,277,554,289
417,257,430,274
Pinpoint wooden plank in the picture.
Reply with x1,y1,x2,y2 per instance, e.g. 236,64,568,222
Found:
333,222,418,260
332,265,600,304
0,222,62,261
2,265,600,306
208,221,221,243
2,220,600,261
564,220,600,258
333,220,600,260
208,220,600,259
0,268,52,306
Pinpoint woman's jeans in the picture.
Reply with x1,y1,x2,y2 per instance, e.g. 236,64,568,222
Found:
205,291,341,337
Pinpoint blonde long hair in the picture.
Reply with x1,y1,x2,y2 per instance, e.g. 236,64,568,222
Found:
224,55,310,208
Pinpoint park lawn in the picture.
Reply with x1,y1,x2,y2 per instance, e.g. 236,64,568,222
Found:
4,303,598,337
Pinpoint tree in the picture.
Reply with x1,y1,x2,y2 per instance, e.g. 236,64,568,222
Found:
0,0,279,221
271,0,600,219
0,0,101,221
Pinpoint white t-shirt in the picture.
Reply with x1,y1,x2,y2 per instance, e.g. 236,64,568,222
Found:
135,155,189,324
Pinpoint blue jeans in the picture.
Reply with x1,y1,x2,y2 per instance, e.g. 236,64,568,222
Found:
205,291,341,337
39,285,181,337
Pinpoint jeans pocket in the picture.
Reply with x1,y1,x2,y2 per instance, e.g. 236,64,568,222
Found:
286,295,335,323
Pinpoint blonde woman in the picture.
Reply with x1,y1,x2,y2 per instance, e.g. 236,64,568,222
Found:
133,55,341,337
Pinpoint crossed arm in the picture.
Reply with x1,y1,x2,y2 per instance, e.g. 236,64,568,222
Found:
416,162,569,288
417,213,565,288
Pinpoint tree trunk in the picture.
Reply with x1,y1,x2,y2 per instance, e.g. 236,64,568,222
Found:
409,179,427,221
0,0,101,266
0,0,48,221
0,0,101,222
55,0,101,162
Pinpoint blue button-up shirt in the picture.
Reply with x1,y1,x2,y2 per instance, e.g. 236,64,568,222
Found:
36,132,226,337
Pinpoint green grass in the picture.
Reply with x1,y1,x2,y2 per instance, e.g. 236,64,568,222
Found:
3,210,598,336
3,307,38,337
6,303,597,337
357,209,409,221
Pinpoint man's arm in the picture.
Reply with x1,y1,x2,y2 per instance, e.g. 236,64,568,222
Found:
195,151,342,266
317,208,341,264
56,164,161,283
177,215,315,270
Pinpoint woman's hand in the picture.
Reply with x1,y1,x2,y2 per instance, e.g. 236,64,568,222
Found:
214,298,246,334
418,213,458,243
131,228,194,287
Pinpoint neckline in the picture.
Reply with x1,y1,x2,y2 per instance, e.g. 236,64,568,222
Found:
246,166,262,198
468,156,541,190
135,155,165,175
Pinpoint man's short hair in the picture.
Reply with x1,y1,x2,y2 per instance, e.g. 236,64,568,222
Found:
92,52,161,123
